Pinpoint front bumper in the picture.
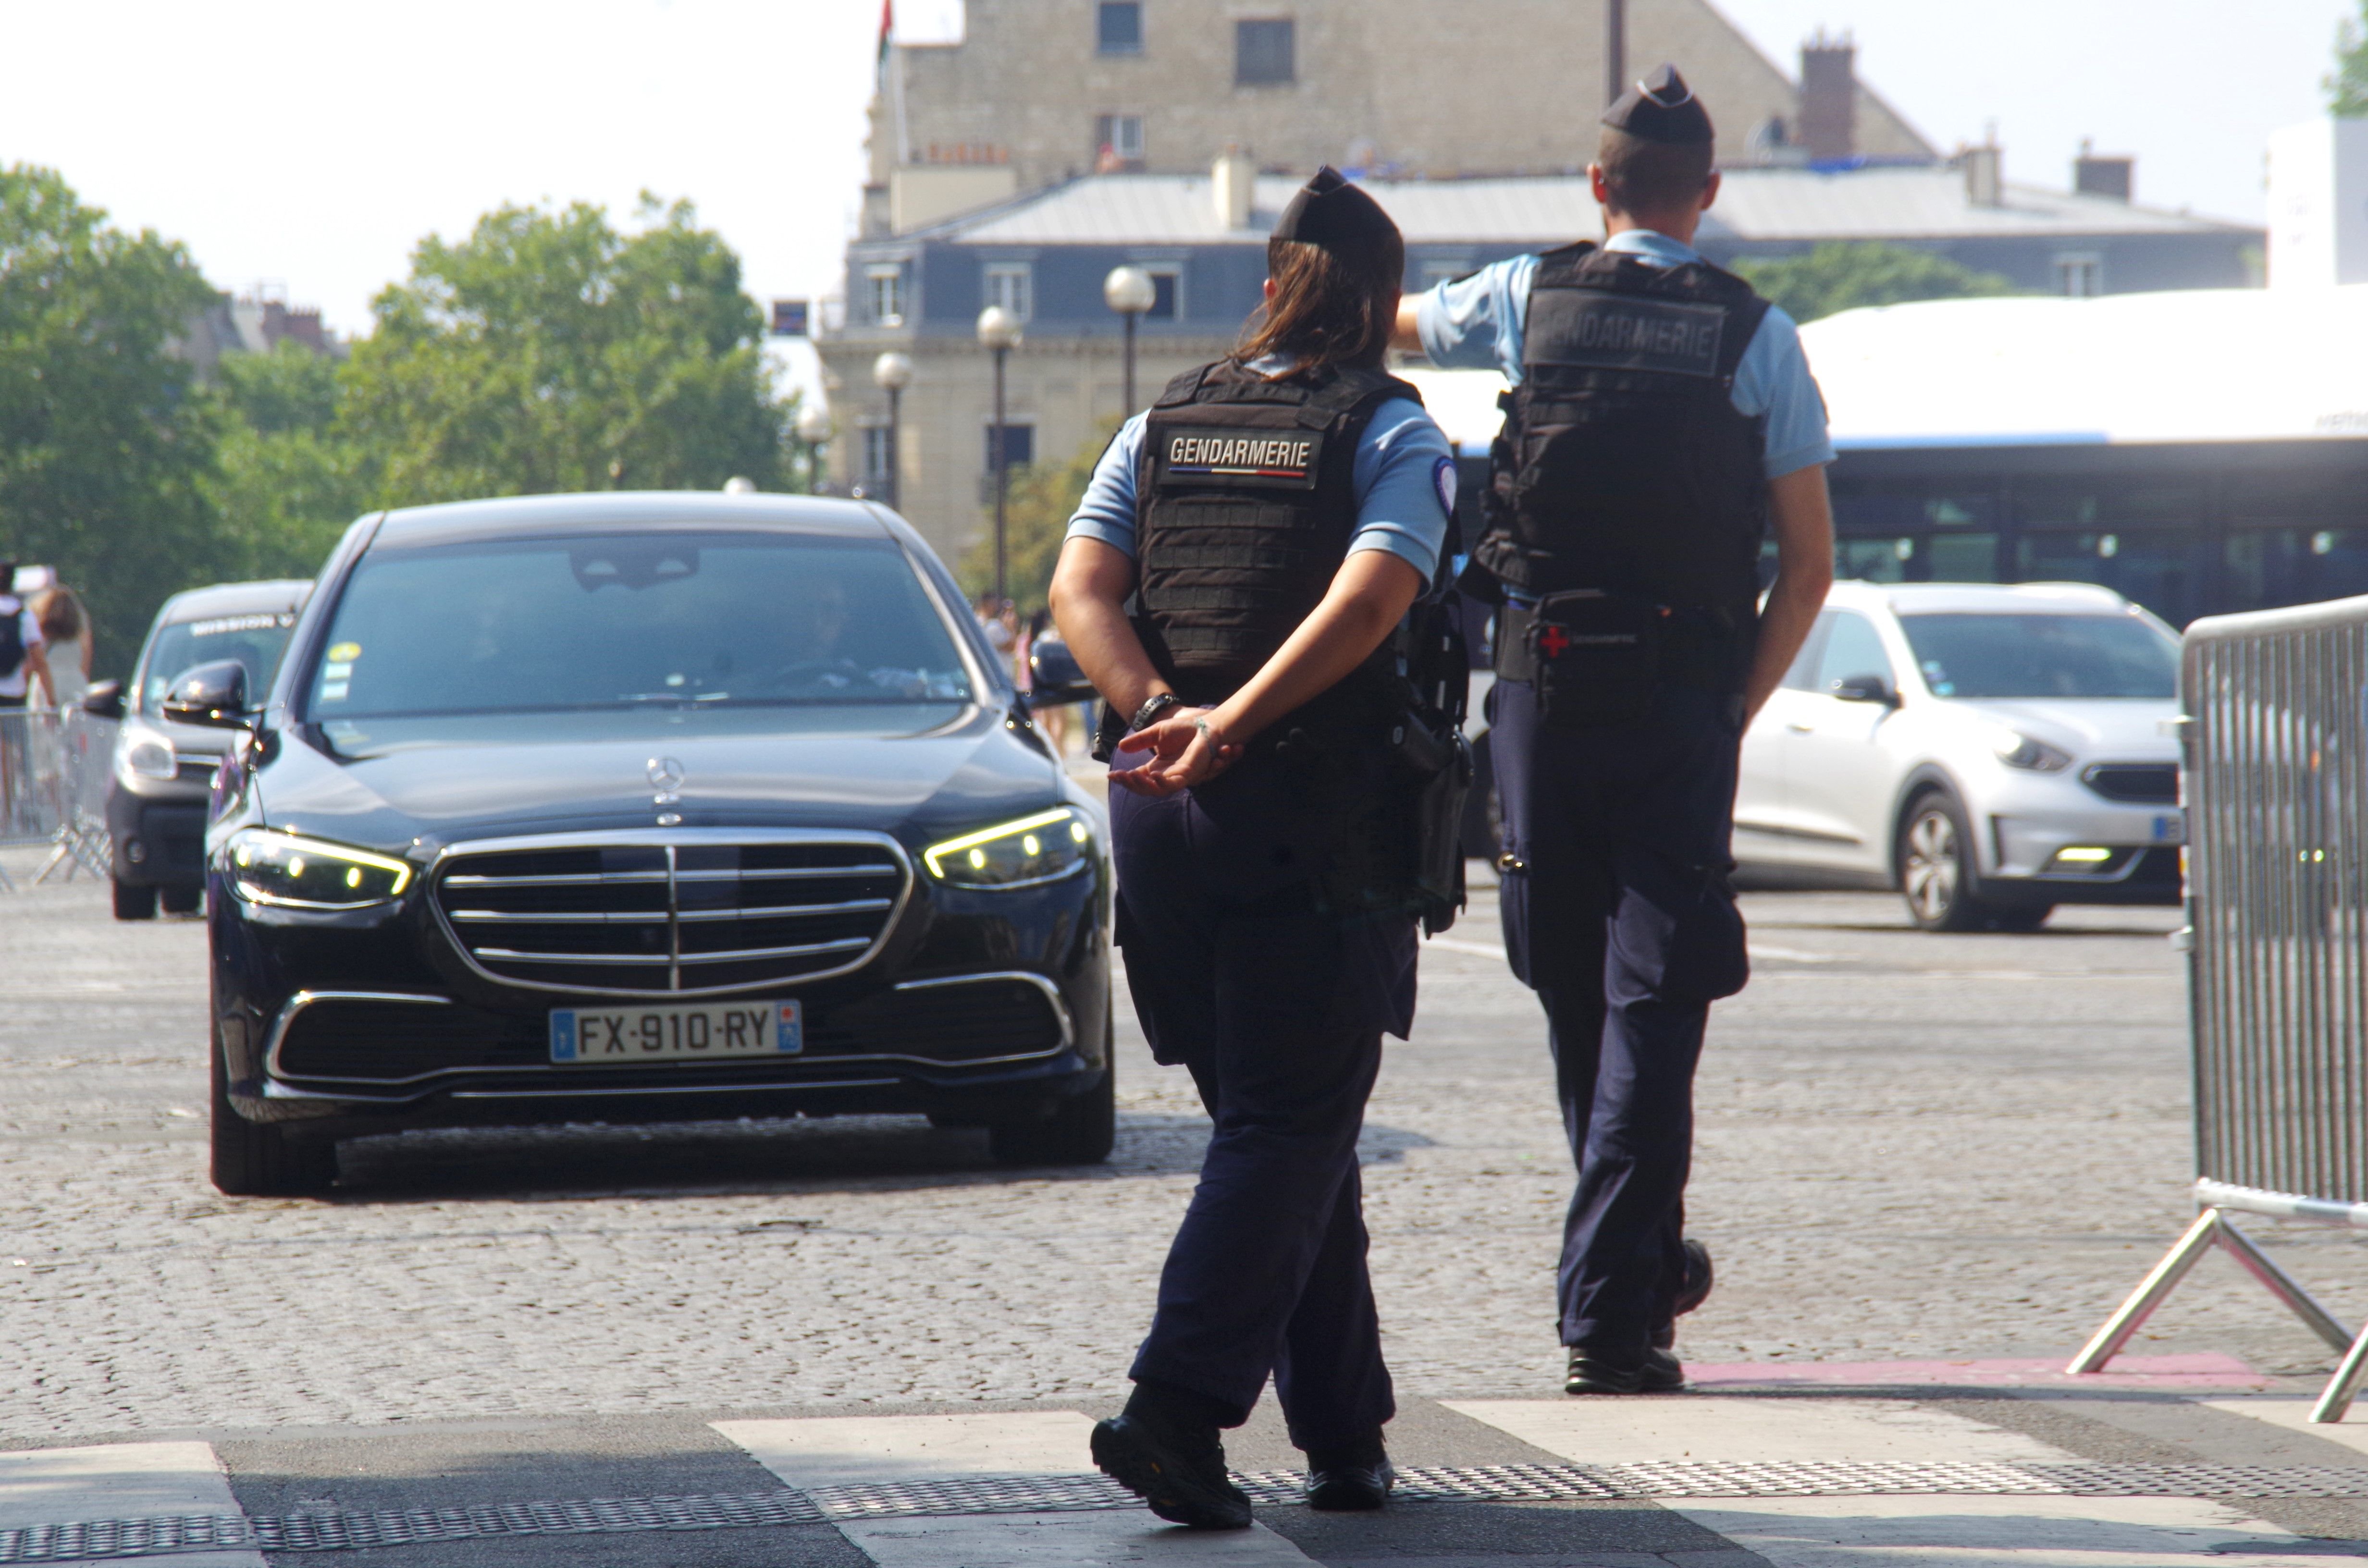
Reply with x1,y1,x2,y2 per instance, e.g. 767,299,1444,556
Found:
208,833,1111,1131
1981,800,2184,906
108,777,214,887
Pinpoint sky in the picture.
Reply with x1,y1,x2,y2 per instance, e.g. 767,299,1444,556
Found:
0,0,2353,345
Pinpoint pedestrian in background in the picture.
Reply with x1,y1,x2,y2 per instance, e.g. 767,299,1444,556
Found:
1053,167,1454,1528
1016,606,1070,754
32,585,92,709
0,564,53,712
1393,67,1835,1395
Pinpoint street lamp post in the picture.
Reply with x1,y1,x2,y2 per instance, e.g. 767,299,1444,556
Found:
794,404,833,493
1605,0,1626,107
1103,265,1156,417
975,305,1023,602
871,351,913,512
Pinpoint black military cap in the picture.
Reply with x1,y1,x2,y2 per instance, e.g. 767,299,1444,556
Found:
1270,165,1399,252
1602,64,1714,145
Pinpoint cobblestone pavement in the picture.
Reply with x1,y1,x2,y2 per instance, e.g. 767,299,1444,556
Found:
2,851,2362,1452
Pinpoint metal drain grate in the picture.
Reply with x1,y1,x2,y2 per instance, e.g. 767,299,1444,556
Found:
12,1463,2368,1562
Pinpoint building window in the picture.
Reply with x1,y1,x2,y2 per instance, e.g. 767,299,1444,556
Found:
862,426,893,489
1094,113,1146,171
983,261,1033,321
984,422,1036,472
1097,1,1141,54
1142,266,1181,320
865,263,906,327
1235,19,1295,86
2056,253,2103,297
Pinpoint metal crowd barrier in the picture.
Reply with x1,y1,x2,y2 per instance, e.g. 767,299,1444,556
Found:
2070,593,2368,1420
0,706,116,890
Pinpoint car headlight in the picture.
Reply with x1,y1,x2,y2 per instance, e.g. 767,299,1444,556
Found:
226,828,414,909
923,807,1094,890
118,723,177,782
1991,727,2073,772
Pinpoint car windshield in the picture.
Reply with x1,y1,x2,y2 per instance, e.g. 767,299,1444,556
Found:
1899,612,2179,699
304,532,974,719
138,613,297,716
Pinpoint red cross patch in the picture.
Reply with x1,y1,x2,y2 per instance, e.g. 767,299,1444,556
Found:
1538,625,1571,659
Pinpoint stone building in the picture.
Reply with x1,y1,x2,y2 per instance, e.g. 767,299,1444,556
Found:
864,0,1931,219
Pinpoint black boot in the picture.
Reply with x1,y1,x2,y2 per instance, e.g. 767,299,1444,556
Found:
1091,1383,1253,1530
1304,1429,1394,1511
1566,1344,1687,1395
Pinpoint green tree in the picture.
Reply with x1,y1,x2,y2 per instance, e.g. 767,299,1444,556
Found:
960,420,1118,613
339,196,791,505
0,165,223,674
1732,242,2018,325
2333,1,2368,116
204,341,367,581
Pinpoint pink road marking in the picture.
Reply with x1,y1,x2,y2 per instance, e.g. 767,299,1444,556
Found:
1683,1354,2268,1390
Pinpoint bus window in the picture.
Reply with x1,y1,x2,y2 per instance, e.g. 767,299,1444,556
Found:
1838,537,1914,583
2223,527,2368,612
2014,528,2205,625
1926,532,1999,581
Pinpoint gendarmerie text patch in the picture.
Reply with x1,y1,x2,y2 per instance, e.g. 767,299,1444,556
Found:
1155,428,1325,490
1526,293,1727,379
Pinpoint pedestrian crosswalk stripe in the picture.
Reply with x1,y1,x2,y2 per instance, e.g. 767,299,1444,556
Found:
1444,1396,2063,1464
2204,1396,2368,1454
1448,1397,2309,1565
0,1442,262,1568
716,1413,1319,1566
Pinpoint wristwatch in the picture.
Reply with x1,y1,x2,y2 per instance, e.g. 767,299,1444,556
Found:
1128,692,1183,733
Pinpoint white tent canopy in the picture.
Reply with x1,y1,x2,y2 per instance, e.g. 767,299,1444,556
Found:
1402,284,2368,457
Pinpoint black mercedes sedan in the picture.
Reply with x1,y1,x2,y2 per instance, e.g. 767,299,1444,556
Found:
184,492,1110,1194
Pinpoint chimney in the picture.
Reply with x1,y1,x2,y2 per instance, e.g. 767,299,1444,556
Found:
1962,129,2003,208
2073,139,2134,202
1797,31,1857,161
1213,145,1255,230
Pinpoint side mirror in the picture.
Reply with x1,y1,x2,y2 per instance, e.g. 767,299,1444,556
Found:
160,661,253,729
80,680,124,721
1025,637,1099,708
1830,673,1900,708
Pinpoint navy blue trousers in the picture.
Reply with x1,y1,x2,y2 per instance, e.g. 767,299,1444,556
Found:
1110,748,1414,1450
1490,678,1749,1357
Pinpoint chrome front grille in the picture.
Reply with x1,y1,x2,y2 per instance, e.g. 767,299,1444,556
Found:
433,831,910,995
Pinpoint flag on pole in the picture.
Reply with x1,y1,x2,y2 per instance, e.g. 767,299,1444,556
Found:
876,0,894,77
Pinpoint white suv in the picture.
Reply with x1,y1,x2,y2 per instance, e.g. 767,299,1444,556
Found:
1737,581,2184,931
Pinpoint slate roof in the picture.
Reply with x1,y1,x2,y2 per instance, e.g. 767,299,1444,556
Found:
920,166,2254,249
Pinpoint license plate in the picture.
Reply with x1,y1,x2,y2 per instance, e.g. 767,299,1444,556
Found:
549,1000,802,1064
2153,814,2185,844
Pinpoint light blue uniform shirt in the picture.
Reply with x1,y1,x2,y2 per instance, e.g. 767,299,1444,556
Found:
1064,364,1455,584
1415,230,1836,480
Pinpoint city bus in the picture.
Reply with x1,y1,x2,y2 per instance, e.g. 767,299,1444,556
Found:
1405,282,2368,628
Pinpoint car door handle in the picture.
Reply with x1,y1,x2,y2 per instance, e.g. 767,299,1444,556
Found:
1786,721,1815,733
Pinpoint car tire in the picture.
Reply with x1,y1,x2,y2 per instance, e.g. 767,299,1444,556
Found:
210,1016,338,1197
160,882,203,916
1898,791,1991,932
988,1013,1116,1166
113,879,158,921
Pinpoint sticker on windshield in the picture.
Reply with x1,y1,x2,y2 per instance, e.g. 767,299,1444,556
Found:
328,642,361,662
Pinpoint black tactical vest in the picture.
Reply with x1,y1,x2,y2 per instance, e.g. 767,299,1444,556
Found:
1136,359,1419,710
1476,242,1773,632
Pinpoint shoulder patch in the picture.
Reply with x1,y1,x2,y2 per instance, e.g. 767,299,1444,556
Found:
1432,456,1458,518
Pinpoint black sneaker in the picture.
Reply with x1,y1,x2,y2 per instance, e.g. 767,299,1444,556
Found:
1091,1413,1254,1530
1566,1345,1687,1396
1653,1240,1716,1350
1675,1239,1714,1319
1305,1432,1394,1511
